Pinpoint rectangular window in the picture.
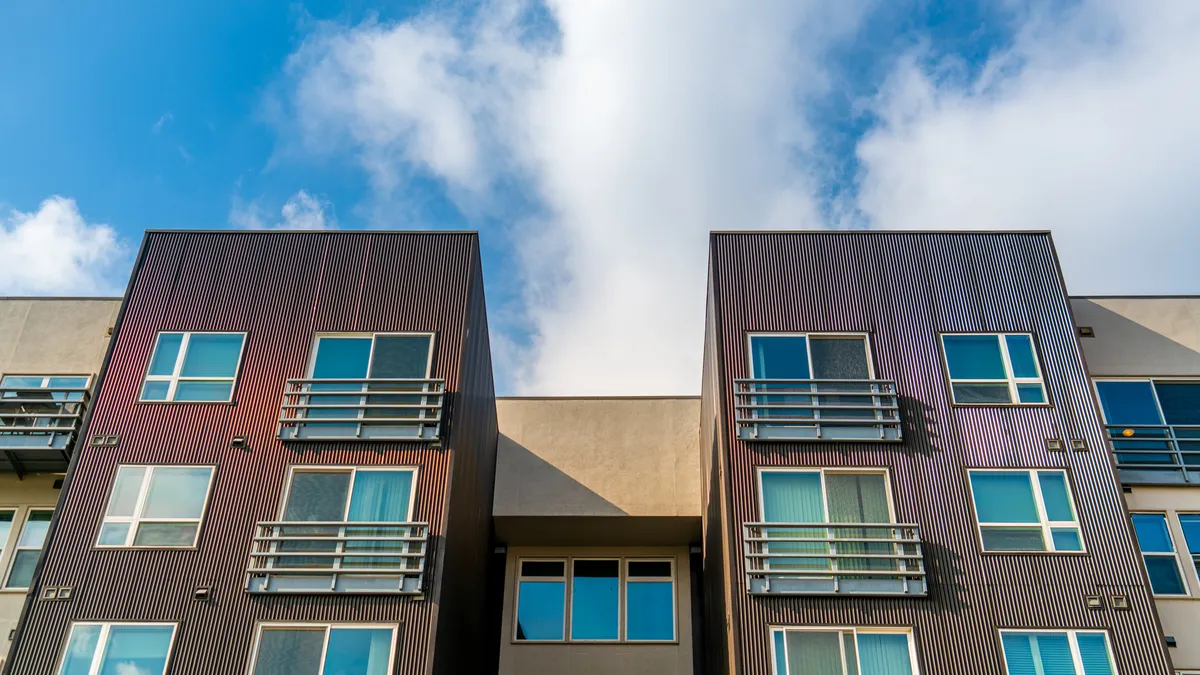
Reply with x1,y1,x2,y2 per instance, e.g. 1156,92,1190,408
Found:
249,624,396,675
97,466,215,547
941,333,1046,404
770,627,917,675
1132,513,1187,595
1000,630,1116,675
4,509,52,589
55,622,175,675
749,334,873,380
140,332,246,402
515,557,677,643
1179,514,1200,579
1094,379,1200,478
968,470,1082,552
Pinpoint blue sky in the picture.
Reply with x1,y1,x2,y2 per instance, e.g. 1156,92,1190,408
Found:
2,0,1197,394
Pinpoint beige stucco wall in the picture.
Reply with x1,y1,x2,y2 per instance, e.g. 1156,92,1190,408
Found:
498,546,693,675
1072,297,1200,376
0,475,62,663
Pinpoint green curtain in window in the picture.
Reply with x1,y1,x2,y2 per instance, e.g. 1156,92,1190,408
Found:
1001,633,1076,675
761,472,827,572
345,471,415,570
785,631,844,675
857,634,912,675
1075,634,1115,675
826,474,893,575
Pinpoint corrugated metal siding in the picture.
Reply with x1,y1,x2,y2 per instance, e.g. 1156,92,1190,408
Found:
704,232,1172,675
7,231,489,675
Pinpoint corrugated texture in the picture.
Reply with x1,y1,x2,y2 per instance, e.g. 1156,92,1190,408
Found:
701,232,1173,675
7,231,497,675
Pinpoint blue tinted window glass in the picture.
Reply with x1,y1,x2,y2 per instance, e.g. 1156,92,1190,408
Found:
750,336,810,379
1095,381,1163,426
57,624,102,675
1154,383,1200,425
148,333,183,376
857,633,913,675
943,335,1006,380
571,560,618,640
140,381,169,401
1,376,45,387
1037,472,1075,521
516,581,564,640
1017,383,1046,403
970,472,1039,523
46,377,90,389
324,628,393,675
1005,335,1039,378
1144,557,1186,595
1178,514,1200,554
1002,633,1075,675
174,381,234,401
97,625,173,675
626,581,673,641
1051,528,1083,551
1076,634,1115,675
312,338,372,379
1132,513,1174,552
179,334,243,377
773,631,787,675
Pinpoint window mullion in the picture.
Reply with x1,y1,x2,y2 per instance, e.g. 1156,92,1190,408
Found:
128,467,155,545
997,335,1019,403
1028,472,1053,550
88,623,111,675
316,625,332,675
1067,632,1086,675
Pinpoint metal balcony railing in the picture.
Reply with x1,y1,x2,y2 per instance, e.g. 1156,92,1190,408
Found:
0,386,90,475
743,522,926,596
734,379,902,441
246,521,429,594
1105,424,1200,485
278,378,445,441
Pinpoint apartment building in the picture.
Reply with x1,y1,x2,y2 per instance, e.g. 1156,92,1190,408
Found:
699,232,1174,675
0,298,119,667
3,231,499,675
1073,297,1200,675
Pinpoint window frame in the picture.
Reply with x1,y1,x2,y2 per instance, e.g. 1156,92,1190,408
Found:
1092,376,1200,424
1131,511,1190,597
0,374,92,389
755,466,898,524
139,331,248,403
939,332,1049,406
997,628,1117,675
3,508,53,589
513,555,679,645
245,622,398,675
276,466,420,523
966,468,1085,554
54,621,178,675
96,465,217,549
305,332,436,380
1177,512,1200,591
767,626,920,675
745,332,877,380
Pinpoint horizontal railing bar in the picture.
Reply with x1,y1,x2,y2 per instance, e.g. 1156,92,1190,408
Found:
281,403,442,410
246,567,423,575
746,570,927,578
734,378,897,384
735,418,900,426
286,378,444,384
745,552,923,560
0,387,90,393
250,552,425,559
735,403,898,411
0,427,78,434
258,521,428,527
1105,424,1200,430
254,536,427,544
745,538,921,545
278,416,441,424
746,522,917,528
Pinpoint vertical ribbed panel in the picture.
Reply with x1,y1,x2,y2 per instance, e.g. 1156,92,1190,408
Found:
7,231,497,675
700,232,1173,675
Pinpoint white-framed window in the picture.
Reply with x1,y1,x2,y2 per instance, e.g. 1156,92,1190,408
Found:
769,627,919,675
0,375,91,391
3,508,52,589
1179,513,1200,585
97,466,215,547
277,466,418,524
747,333,875,381
1132,512,1188,596
140,332,246,402
514,557,677,643
55,622,176,675
247,623,397,675
999,630,1116,675
306,333,434,380
941,333,1047,405
967,469,1082,552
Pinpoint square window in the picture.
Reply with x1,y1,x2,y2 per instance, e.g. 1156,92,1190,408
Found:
968,470,1082,552
97,466,214,548
56,623,175,675
250,625,395,675
140,332,245,402
1000,630,1115,675
941,333,1046,405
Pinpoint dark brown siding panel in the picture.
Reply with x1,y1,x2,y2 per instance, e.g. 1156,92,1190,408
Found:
7,231,492,675
706,232,1173,675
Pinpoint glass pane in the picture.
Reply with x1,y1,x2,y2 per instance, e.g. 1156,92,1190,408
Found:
1004,335,1039,378
311,338,372,379
142,467,212,518
628,561,672,577
47,377,90,389
1154,383,1200,425
571,560,619,640
179,334,243,377
1178,514,1200,554
1,376,45,387
133,523,199,547
1132,513,1174,552
106,467,147,518
173,381,234,401
626,580,673,640
516,580,565,640
762,472,825,523
1145,556,1186,594
5,550,40,588
809,338,869,380
784,630,844,675
970,472,1039,523
0,512,12,551
252,628,324,675
348,471,413,522
825,473,890,524
843,634,858,675
97,624,173,675
57,624,102,675
17,511,52,547
1075,633,1115,675
943,335,1006,380
952,383,1012,404
774,631,787,675
1017,384,1046,404
750,336,811,379
369,336,432,378
324,628,393,675
1037,472,1075,522
284,472,352,522
1095,381,1163,426
521,561,564,577
97,523,130,546
1001,633,1072,675
147,333,184,376
858,633,913,675
981,527,1046,551
1051,528,1083,552
140,381,170,401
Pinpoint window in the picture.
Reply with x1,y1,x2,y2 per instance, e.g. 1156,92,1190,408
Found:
968,470,1082,552
1000,630,1115,675
0,375,90,391
55,623,175,675
515,557,677,643
770,628,917,675
1095,379,1200,477
1179,514,1200,579
749,334,873,381
97,466,215,547
1132,513,1187,595
140,332,246,402
249,624,396,675
941,334,1046,404
4,509,52,588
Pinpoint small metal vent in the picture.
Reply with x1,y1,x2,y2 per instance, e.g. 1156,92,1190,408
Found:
90,435,119,447
1110,594,1130,610
1085,595,1103,610
1165,636,1178,648
1070,439,1088,452
1046,438,1065,452
41,586,73,601
1078,326,1095,338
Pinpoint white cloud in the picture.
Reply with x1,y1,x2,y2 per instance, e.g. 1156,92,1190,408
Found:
231,190,335,230
152,112,173,134
0,197,121,295
856,0,1200,293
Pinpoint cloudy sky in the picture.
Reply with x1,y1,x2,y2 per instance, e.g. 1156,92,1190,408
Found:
1,0,1197,394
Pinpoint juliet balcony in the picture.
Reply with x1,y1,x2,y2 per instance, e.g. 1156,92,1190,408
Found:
277,378,446,442
743,522,926,596
0,382,90,476
734,379,902,442
1105,424,1200,485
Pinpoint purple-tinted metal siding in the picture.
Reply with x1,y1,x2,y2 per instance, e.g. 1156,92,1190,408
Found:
701,232,1173,675
7,231,496,675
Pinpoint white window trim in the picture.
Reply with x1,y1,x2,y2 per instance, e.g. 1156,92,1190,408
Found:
940,333,1047,406
306,333,436,379
245,623,398,675
746,332,877,380
140,331,247,403
277,466,420,523
0,374,92,388
1132,511,1191,597
756,467,898,524
55,622,178,675
513,556,679,644
966,469,1084,554
1177,512,1200,594
96,465,216,548
768,626,920,675
998,629,1116,675
1,507,52,591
